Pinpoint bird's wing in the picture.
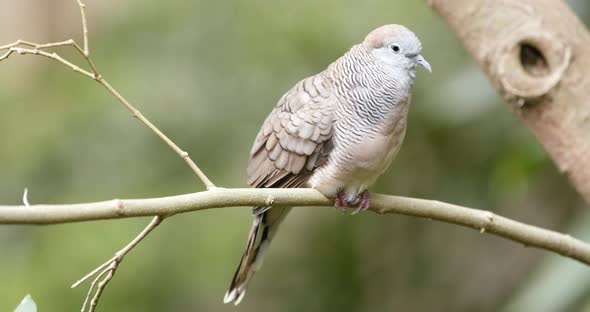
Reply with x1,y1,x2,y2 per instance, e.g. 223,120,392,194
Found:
247,73,337,191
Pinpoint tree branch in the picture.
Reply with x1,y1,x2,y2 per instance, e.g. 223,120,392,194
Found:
425,0,590,204
1,188,589,265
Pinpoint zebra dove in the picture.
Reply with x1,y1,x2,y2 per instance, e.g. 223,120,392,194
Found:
224,24,431,305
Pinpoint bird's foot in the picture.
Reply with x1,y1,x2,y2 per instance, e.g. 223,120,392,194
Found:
351,191,370,215
333,190,370,215
333,190,350,214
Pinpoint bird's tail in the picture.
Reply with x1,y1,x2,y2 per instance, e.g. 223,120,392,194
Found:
224,206,290,305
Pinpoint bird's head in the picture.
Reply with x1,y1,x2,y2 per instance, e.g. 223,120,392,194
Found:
363,24,431,75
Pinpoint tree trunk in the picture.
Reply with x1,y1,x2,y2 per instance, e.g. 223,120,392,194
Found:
426,0,590,204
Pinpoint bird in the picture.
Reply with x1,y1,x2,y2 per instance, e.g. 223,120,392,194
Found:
223,24,431,305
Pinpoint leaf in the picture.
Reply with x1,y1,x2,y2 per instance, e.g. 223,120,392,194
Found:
14,294,37,312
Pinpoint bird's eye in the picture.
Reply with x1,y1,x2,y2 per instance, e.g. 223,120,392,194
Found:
391,44,400,53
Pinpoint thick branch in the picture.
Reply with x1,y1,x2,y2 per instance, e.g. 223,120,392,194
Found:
426,0,590,204
1,188,589,265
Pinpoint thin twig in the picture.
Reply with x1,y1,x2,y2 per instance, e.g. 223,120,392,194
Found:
71,256,116,289
0,47,95,78
89,265,114,312
0,2,214,190
73,216,162,312
75,0,89,55
80,264,111,312
96,78,215,189
72,216,162,287
1,188,590,266
0,39,98,75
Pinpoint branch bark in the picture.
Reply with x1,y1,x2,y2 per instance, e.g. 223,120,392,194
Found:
426,0,590,204
1,188,590,265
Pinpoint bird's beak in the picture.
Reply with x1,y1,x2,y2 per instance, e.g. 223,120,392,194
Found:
415,54,432,73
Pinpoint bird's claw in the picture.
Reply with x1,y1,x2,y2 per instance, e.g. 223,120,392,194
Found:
351,190,370,215
333,191,349,214
333,190,370,215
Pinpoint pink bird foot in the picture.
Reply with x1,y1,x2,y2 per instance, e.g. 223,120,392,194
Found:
333,190,350,214
351,190,370,215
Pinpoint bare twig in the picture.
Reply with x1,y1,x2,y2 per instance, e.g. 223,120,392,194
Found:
75,0,90,55
96,78,215,189
0,39,98,75
1,188,589,265
80,263,111,312
0,46,94,78
0,2,214,190
73,216,163,312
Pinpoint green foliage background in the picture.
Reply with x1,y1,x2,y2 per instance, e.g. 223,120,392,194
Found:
1,0,589,311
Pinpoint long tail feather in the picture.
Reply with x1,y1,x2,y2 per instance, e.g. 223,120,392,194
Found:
224,207,290,305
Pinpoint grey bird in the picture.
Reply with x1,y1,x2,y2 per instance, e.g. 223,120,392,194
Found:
224,24,431,305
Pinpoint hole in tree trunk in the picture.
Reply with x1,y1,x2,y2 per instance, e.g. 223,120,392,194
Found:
519,43,550,77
